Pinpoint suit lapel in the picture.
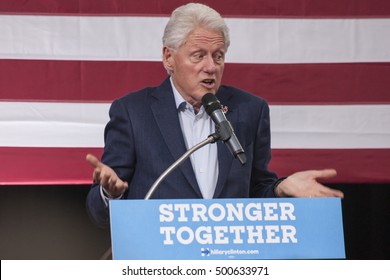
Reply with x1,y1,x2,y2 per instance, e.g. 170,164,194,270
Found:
150,78,202,197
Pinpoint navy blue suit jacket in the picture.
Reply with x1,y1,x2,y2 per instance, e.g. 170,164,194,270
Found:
86,77,278,227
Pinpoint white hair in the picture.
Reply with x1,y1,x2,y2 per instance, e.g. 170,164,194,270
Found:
162,3,230,51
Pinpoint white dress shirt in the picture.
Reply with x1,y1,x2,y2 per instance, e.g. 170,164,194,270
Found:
171,79,219,199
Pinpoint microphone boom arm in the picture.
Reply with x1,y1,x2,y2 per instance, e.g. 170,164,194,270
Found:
144,133,219,200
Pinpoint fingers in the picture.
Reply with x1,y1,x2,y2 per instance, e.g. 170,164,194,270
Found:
318,185,344,198
98,167,113,187
97,169,128,197
312,169,344,198
309,169,337,180
93,164,117,188
102,176,128,197
283,169,343,198
86,153,101,168
86,153,111,185
85,154,128,196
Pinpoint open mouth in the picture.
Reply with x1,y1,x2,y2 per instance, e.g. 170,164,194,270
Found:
201,79,215,87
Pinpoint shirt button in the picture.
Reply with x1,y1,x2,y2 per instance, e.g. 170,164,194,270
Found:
199,168,205,173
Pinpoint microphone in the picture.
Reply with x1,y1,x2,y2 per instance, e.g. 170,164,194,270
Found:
201,93,246,165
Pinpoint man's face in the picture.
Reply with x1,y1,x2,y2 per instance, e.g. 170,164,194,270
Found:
163,27,226,110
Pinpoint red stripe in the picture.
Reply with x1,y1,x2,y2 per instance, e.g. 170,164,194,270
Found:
269,149,390,183
1,60,390,104
225,62,390,105
0,60,166,103
0,147,388,185
0,147,103,186
1,0,390,17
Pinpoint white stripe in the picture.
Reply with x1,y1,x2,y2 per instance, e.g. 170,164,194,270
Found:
1,102,389,148
1,15,390,63
270,105,390,149
228,18,390,63
0,15,168,62
0,102,110,147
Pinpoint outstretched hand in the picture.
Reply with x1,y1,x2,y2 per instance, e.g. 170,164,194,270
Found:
277,169,344,198
86,154,128,197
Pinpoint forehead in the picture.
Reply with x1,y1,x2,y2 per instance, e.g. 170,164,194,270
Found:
183,27,225,49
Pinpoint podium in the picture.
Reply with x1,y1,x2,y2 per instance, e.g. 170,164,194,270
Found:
109,198,345,260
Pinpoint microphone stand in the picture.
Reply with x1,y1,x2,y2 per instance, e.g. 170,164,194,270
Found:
100,133,219,260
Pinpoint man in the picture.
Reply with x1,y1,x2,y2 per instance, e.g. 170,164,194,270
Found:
86,3,343,228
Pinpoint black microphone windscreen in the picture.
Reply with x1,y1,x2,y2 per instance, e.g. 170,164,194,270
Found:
201,93,221,115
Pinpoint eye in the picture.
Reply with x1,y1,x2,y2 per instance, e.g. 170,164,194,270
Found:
190,52,204,63
213,52,225,64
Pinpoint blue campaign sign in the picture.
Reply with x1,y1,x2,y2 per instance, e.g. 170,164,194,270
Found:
109,198,345,260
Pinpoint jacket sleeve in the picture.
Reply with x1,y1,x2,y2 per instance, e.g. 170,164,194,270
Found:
85,98,135,228
249,100,279,198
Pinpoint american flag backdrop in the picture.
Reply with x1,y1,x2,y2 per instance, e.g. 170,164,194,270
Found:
0,0,389,185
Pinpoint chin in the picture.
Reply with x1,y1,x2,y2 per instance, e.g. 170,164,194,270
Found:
204,88,217,94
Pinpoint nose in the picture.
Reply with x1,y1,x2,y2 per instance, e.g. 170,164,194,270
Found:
202,54,217,74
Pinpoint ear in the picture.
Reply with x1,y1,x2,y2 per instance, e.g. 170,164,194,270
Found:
162,46,174,73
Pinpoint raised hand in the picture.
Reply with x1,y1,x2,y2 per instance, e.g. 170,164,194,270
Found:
276,169,344,198
86,154,128,197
